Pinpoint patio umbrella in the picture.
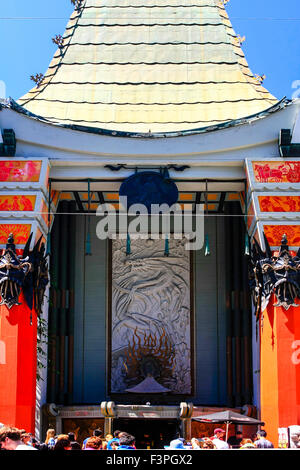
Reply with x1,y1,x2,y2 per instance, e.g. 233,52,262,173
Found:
192,410,265,442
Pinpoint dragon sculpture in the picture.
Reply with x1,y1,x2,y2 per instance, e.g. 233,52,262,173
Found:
250,233,300,317
0,233,49,313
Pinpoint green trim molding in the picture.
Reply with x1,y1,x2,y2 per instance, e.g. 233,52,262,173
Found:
279,129,300,157
0,129,16,157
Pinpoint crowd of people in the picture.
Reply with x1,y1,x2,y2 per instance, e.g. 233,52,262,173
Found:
0,423,274,451
166,429,274,450
0,427,137,451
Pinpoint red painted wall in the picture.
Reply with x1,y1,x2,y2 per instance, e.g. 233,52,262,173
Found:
260,296,300,447
0,292,37,432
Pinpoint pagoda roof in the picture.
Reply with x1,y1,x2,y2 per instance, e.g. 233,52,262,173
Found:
18,0,278,134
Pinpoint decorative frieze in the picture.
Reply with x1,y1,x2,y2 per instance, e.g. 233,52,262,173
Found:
0,224,31,245
258,196,300,213
245,159,300,248
0,160,42,183
252,161,300,184
263,225,300,247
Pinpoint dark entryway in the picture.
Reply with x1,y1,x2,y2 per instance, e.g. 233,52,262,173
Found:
113,419,179,449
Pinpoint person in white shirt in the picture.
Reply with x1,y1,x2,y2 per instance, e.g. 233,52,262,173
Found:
0,426,37,450
211,428,229,449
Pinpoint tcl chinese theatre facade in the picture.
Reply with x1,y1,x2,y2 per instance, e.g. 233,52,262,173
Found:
0,0,299,447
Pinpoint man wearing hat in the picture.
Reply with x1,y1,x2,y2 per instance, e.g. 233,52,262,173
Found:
211,428,229,449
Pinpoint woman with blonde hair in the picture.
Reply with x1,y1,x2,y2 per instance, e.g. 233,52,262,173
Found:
191,438,202,449
240,438,256,449
201,438,216,449
45,428,56,449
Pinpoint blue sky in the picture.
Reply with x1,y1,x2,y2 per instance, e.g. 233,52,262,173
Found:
0,0,299,100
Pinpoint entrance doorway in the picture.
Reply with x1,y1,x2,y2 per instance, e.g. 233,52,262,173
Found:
113,419,179,449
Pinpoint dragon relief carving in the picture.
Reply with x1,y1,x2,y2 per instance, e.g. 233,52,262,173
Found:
111,237,191,394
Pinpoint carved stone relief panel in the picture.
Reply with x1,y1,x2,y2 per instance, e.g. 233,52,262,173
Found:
110,237,191,394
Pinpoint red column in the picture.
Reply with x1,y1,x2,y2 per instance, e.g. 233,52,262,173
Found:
260,298,279,446
293,310,300,423
0,292,37,432
260,296,300,447
276,304,298,428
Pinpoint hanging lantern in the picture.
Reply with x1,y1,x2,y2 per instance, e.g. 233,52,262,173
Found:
244,183,250,256
244,233,250,256
46,180,52,256
164,235,169,257
126,233,131,255
205,234,211,257
204,180,210,257
85,231,92,256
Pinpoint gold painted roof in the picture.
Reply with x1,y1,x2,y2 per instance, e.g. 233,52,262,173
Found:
18,0,278,133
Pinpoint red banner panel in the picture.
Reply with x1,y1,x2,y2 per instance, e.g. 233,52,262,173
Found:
253,162,300,183
0,195,36,212
259,196,300,212
264,225,300,246
0,225,31,245
0,161,42,182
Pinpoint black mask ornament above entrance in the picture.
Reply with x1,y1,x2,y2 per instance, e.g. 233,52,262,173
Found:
119,170,178,212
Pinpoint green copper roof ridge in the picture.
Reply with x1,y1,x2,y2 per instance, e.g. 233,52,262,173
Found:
7,97,288,139
65,22,229,29
16,97,277,106
81,3,224,8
